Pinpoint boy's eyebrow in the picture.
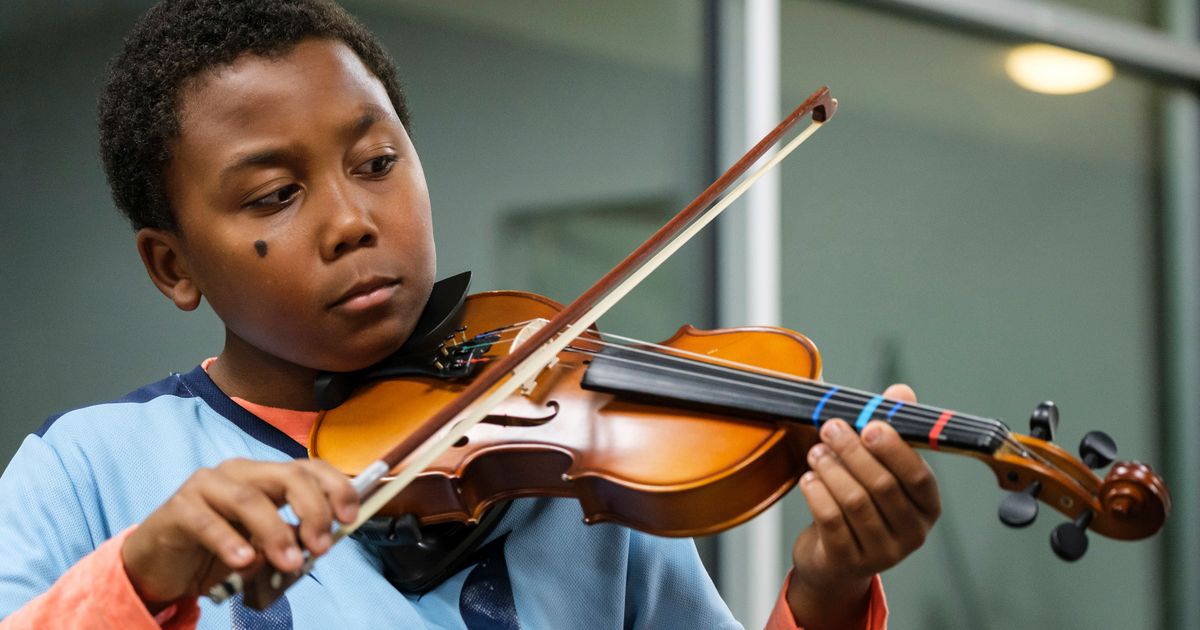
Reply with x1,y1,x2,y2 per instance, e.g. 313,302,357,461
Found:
344,104,393,139
218,105,397,184
220,149,289,184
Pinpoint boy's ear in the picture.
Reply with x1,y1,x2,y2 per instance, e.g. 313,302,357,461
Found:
136,228,202,311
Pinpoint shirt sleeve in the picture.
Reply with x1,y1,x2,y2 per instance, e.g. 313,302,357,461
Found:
0,433,99,617
764,571,887,630
0,433,198,629
0,527,199,630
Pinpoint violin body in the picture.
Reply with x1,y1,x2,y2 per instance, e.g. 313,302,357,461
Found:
311,290,827,537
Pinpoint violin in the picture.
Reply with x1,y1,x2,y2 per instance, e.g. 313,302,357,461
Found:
309,274,1167,549
211,87,1170,610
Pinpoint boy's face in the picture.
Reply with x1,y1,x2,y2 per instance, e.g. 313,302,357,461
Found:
158,38,435,373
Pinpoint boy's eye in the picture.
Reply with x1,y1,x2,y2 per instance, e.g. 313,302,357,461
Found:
248,183,301,209
355,154,398,177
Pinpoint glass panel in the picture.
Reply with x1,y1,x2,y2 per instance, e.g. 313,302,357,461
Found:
779,1,1161,628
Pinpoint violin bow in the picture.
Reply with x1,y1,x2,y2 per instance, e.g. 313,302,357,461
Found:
210,86,838,608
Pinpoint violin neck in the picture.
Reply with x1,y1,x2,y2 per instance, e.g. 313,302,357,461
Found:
580,346,1010,455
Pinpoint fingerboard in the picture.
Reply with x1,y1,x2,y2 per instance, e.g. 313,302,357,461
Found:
581,345,1008,455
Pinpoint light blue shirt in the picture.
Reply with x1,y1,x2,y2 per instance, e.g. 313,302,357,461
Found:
0,366,741,629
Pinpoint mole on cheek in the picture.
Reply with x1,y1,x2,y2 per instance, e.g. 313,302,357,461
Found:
254,240,268,258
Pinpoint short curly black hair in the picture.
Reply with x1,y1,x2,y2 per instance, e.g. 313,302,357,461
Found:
98,0,411,231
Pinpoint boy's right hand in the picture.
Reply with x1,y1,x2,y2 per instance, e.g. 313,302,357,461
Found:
121,458,359,611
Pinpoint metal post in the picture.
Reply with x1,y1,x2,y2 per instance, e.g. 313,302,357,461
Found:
715,0,783,626
1161,2,1200,627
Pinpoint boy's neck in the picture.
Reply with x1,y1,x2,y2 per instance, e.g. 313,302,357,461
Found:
207,331,322,411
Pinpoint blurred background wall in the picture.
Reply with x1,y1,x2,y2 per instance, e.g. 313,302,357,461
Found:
1,0,1197,628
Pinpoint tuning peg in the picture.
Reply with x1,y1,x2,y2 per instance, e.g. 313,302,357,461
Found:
1079,431,1117,469
1050,509,1094,561
1029,401,1059,441
998,480,1041,528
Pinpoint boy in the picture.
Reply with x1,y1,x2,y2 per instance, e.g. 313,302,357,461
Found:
0,1,940,628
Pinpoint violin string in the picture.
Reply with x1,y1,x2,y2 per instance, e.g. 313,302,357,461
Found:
450,327,1071,488
455,328,998,431
569,341,1016,448
561,341,1077,482
452,322,533,347
455,329,1008,437
588,333,1073,475
450,328,1017,447
595,330,1010,428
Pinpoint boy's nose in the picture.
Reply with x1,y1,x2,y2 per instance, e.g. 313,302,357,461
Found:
328,229,376,259
321,193,379,260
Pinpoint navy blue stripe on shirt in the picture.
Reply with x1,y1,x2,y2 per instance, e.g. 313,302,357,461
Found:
460,533,520,630
37,366,308,460
231,592,294,630
36,371,196,437
178,366,308,459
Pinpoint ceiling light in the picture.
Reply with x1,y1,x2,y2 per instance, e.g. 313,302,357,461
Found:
1005,43,1114,95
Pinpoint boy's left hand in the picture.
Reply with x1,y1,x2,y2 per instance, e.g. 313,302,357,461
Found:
786,384,941,630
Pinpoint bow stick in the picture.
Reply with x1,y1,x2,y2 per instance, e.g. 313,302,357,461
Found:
211,86,838,608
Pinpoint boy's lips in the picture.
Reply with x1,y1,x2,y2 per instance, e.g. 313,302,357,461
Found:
329,276,401,312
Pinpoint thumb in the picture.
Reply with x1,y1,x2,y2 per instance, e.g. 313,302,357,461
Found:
882,383,917,404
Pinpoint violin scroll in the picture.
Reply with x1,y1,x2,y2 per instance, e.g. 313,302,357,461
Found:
1096,460,1169,540
987,425,1169,559
1045,460,1170,561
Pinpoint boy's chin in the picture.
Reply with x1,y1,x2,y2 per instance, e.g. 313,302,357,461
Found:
296,309,425,373
318,332,413,374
